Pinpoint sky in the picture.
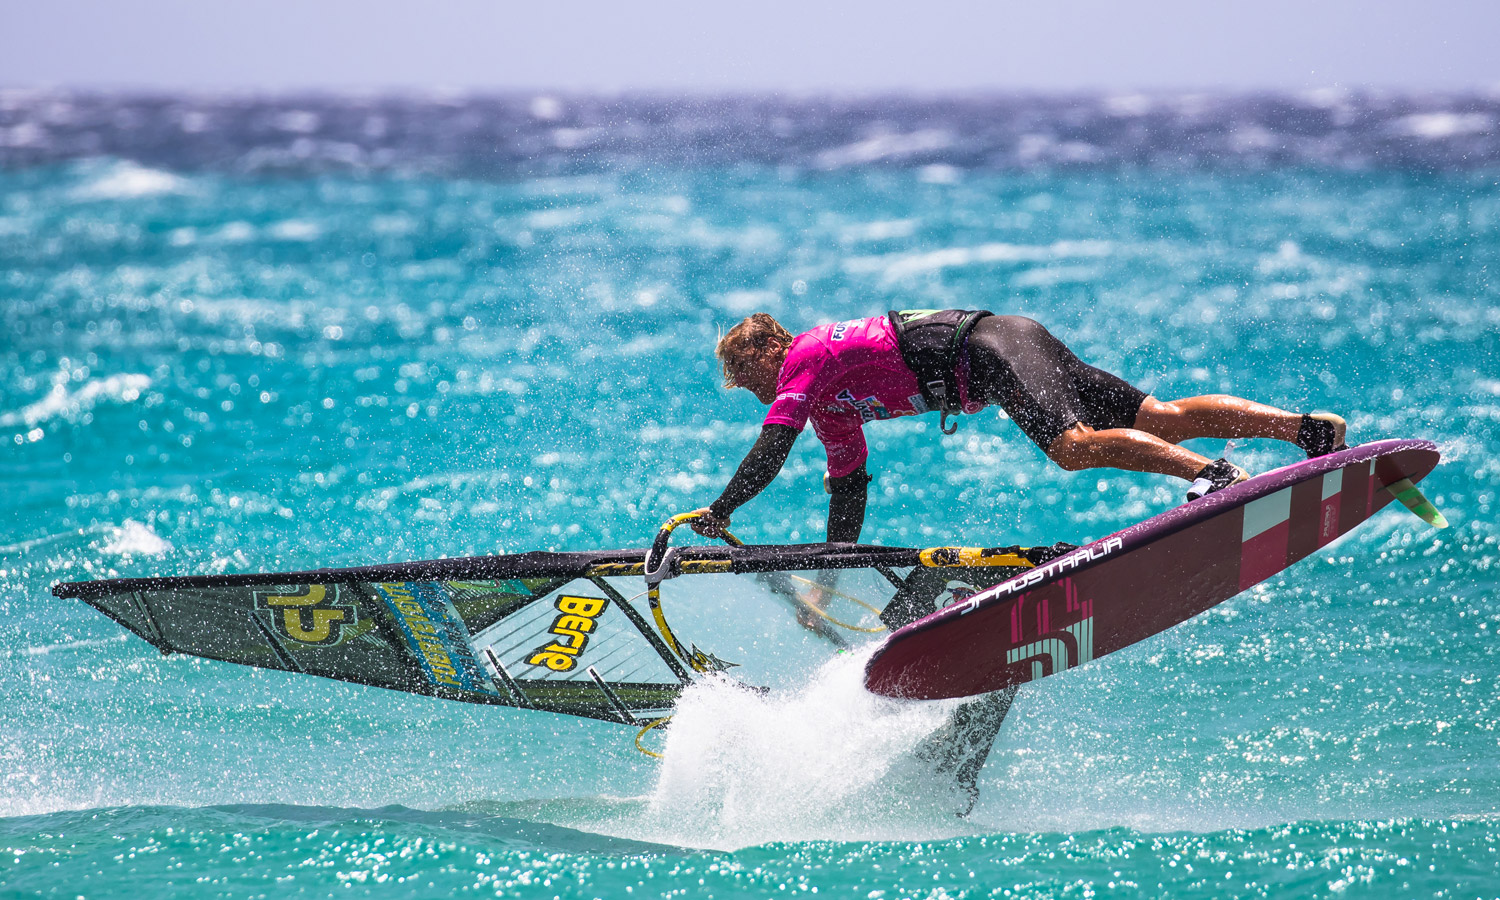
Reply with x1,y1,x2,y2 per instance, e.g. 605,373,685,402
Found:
1,0,1497,93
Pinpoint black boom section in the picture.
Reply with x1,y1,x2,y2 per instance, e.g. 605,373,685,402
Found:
52,543,933,600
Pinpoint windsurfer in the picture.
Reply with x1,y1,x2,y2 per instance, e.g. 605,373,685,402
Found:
690,311,1346,547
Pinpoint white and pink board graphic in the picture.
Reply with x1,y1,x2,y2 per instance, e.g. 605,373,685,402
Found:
864,439,1442,700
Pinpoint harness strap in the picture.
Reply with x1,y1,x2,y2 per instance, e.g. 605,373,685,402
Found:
888,309,992,434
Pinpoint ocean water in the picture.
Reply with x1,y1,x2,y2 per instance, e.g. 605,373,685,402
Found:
1,90,1498,898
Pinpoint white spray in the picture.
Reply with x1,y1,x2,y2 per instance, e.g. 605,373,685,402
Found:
628,648,979,848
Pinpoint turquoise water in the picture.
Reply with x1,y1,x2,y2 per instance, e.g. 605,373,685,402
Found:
2,93,1499,897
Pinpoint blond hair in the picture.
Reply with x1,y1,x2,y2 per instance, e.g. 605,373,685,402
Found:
715,313,793,388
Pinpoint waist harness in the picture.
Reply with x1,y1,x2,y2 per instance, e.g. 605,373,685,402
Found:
887,308,992,434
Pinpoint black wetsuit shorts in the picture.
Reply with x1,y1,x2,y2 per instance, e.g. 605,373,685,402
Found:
965,315,1148,451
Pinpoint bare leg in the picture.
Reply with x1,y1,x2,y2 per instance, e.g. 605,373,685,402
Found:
1047,424,1209,480
1132,395,1304,445
1046,394,1328,482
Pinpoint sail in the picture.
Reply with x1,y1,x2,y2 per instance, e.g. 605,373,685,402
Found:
54,542,1065,727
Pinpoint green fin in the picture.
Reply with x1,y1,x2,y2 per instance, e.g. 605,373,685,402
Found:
1385,477,1449,529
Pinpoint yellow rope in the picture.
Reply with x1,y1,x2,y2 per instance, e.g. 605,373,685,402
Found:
634,716,671,759
782,573,884,615
780,573,887,632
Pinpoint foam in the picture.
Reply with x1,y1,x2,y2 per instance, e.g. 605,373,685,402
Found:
1394,112,1491,139
272,110,320,134
551,126,602,150
0,122,44,148
10,634,129,659
1017,134,1100,165
267,219,322,241
181,296,303,327
845,239,1112,283
101,519,173,557
5,92,1499,175
623,650,974,849
816,129,953,168
525,206,595,230
1105,94,1155,117
917,164,962,184
0,524,113,556
709,288,781,313
0,373,151,428
72,162,186,200
839,219,917,243
529,95,564,122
